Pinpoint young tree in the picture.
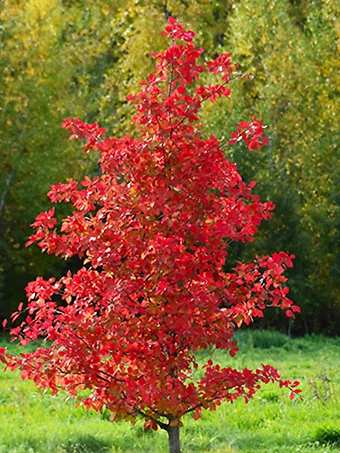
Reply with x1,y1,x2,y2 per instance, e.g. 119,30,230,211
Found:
1,19,300,453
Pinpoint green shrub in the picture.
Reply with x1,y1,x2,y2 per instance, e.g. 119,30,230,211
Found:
314,426,340,446
235,330,290,350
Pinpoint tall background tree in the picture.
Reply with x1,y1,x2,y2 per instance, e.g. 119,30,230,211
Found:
1,0,338,334
0,0,123,315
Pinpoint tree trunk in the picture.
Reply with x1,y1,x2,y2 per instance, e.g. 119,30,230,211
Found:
167,425,181,453
303,317,309,335
0,168,14,224
287,318,292,337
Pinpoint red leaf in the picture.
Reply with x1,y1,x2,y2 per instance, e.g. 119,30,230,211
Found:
286,310,295,318
193,410,202,420
0,348,7,364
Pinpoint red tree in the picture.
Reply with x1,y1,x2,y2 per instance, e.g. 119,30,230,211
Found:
1,18,300,453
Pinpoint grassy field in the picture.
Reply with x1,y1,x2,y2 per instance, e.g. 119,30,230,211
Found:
1,330,339,453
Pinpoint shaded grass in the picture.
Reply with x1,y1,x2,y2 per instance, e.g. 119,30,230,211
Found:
0,331,339,452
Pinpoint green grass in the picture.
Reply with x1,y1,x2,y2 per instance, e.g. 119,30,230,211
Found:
1,331,340,452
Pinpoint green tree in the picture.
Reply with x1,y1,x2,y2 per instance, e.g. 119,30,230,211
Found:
0,0,124,317
204,0,339,334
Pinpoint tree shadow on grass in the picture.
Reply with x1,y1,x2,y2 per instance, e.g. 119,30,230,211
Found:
62,435,113,453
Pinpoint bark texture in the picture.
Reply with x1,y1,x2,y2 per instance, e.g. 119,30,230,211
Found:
167,425,181,453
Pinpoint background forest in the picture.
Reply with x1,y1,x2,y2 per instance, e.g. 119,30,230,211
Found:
0,0,339,335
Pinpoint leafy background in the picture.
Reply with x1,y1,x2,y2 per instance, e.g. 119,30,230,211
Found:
0,0,339,334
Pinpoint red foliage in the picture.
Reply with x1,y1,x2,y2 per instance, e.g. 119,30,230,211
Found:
228,117,269,151
1,18,300,432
